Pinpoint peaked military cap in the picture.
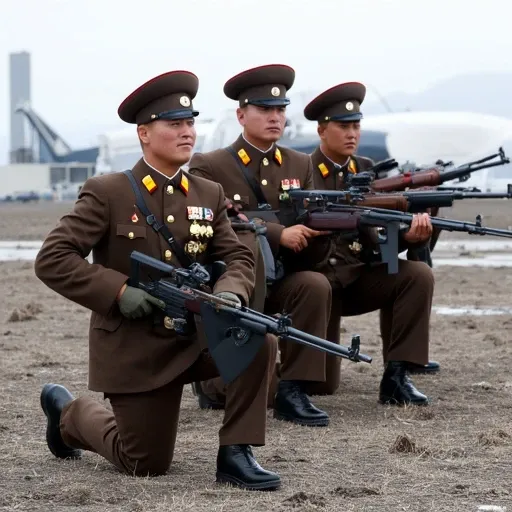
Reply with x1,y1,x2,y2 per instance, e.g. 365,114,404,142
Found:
304,82,366,123
118,70,200,124
224,64,295,107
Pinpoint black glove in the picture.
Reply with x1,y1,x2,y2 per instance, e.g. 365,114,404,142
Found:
118,286,166,319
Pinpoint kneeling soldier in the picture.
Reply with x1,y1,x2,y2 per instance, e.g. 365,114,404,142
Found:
188,64,334,426
34,70,280,490
303,82,437,405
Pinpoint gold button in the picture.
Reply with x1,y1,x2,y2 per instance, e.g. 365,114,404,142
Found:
233,194,241,201
262,157,269,166
166,215,175,223
128,232,134,239
163,316,174,330
261,179,268,186
164,250,172,260
166,185,174,195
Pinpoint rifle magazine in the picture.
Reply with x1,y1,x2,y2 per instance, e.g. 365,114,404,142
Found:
199,301,267,385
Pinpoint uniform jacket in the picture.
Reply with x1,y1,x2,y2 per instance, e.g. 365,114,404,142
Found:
310,146,426,286
34,158,255,393
188,134,330,270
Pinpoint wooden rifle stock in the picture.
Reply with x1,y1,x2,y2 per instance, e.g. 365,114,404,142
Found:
358,194,409,212
371,170,442,192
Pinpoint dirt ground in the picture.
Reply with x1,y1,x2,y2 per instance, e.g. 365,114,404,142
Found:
1,200,512,511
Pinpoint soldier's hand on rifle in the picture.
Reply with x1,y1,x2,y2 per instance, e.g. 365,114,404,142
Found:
214,291,242,307
403,213,433,244
280,225,329,252
116,284,166,319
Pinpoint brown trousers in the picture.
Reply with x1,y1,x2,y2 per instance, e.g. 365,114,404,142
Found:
306,259,434,396
60,337,277,477
201,271,332,405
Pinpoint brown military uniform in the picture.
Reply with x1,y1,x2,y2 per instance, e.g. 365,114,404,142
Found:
34,71,277,477
188,65,332,407
303,83,434,396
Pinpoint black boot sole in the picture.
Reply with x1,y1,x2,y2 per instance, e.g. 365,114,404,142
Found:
40,384,82,459
407,366,440,375
216,472,281,491
378,395,430,406
192,382,225,410
198,395,225,410
273,410,329,427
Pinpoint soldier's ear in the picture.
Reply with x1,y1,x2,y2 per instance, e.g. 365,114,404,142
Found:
236,107,245,126
137,124,150,145
317,122,327,140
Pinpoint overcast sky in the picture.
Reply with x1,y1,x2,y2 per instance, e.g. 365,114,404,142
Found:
1,0,511,163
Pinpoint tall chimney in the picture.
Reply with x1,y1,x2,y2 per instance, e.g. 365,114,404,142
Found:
9,51,32,163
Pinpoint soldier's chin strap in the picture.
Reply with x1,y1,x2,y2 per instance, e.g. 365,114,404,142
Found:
123,170,193,268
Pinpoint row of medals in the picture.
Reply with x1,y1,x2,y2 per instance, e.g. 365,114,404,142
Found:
186,220,213,255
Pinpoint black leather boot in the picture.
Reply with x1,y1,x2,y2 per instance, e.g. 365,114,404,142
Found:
379,362,430,405
407,360,441,375
191,382,225,410
216,445,281,490
40,383,82,459
273,380,329,426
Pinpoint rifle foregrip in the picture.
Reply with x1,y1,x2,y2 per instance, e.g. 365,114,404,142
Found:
372,170,442,192
306,213,359,230
359,195,409,212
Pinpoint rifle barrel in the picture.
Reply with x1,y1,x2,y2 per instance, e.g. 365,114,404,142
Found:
440,159,508,183
361,209,512,239
284,334,371,363
459,193,511,199
225,306,372,363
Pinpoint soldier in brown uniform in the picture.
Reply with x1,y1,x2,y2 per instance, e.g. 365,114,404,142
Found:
34,70,282,490
187,65,335,427
303,82,438,405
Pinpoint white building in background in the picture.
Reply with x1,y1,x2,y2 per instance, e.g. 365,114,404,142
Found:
94,109,512,192
0,161,94,200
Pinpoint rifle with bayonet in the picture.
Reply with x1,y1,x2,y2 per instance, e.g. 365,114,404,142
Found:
128,250,371,384
369,147,510,192
285,190,512,274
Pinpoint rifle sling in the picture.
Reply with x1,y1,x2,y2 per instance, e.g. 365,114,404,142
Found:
123,169,193,269
225,146,269,207
224,148,284,284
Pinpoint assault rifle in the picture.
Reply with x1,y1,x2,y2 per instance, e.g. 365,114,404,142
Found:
286,191,512,274
128,251,371,384
345,173,512,213
370,147,510,192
